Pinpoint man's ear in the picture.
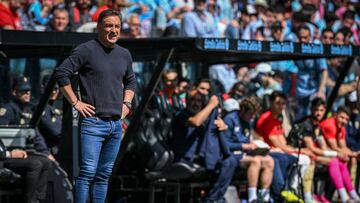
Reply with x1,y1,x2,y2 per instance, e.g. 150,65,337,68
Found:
12,90,17,96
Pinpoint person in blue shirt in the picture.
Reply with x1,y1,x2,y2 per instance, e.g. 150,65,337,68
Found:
294,25,328,121
222,96,275,202
180,0,219,37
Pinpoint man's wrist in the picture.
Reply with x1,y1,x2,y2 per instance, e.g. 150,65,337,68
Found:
72,99,79,107
123,101,132,109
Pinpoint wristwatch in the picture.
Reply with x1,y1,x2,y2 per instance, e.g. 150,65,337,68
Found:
123,101,132,109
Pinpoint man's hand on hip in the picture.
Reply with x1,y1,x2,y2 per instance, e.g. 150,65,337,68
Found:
74,101,95,117
121,105,130,119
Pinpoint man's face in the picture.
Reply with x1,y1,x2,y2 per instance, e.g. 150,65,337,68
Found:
178,81,189,93
336,111,349,128
321,31,334,45
50,88,59,100
163,72,178,89
312,104,326,122
195,0,206,11
272,28,283,41
53,10,69,31
16,90,31,103
343,18,354,29
197,82,211,96
335,33,344,45
271,97,285,115
9,0,22,11
186,90,206,115
298,29,311,43
77,0,91,9
129,17,141,38
98,15,121,47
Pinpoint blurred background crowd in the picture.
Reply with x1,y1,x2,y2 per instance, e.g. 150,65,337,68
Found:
0,0,359,42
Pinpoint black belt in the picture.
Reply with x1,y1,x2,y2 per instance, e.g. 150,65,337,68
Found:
99,116,121,121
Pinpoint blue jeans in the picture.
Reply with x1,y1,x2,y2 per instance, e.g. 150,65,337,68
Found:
205,156,238,202
75,117,122,203
269,152,296,197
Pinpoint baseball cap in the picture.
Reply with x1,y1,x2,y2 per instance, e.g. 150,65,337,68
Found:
13,76,31,91
254,0,269,8
249,63,273,79
348,91,357,102
224,98,240,112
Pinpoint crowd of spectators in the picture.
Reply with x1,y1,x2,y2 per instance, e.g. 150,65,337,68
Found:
158,65,360,202
0,0,358,43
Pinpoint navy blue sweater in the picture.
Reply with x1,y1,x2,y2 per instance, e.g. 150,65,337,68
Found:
54,39,136,117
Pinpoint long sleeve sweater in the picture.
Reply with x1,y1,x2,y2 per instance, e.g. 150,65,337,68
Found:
54,39,136,117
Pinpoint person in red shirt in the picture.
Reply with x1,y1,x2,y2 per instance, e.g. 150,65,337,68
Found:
303,99,360,203
320,106,359,159
256,91,316,203
256,91,313,156
0,0,22,29
320,106,360,191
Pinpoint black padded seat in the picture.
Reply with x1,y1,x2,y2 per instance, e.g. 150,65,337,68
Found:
145,161,208,181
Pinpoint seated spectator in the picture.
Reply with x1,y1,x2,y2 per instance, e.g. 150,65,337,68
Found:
209,64,237,93
255,91,316,203
346,94,360,152
320,106,360,193
169,90,237,203
195,78,212,96
0,76,55,160
151,0,192,37
38,75,62,152
298,98,357,203
249,63,282,99
321,28,334,45
229,81,247,102
28,0,53,29
45,7,70,32
176,78,191,108
222,96,274,202
127,14,142,38
0,138,53,203
68,0,96,31
0,0,23,30
235,66,251,85
158,69,178,106
180,0,219,37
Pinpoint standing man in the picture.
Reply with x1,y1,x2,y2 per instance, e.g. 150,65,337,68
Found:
294,25,328,120
53,9,136,203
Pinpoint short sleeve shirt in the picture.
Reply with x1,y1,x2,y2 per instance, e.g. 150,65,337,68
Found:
255,111,284,147
320,117,346,140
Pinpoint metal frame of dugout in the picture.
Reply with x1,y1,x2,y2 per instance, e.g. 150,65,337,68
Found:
0,30,359,202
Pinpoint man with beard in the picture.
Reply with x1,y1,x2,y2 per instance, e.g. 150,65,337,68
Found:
0,0,23,29
170,88,237,203
320,105,360,202
68,0,95,30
